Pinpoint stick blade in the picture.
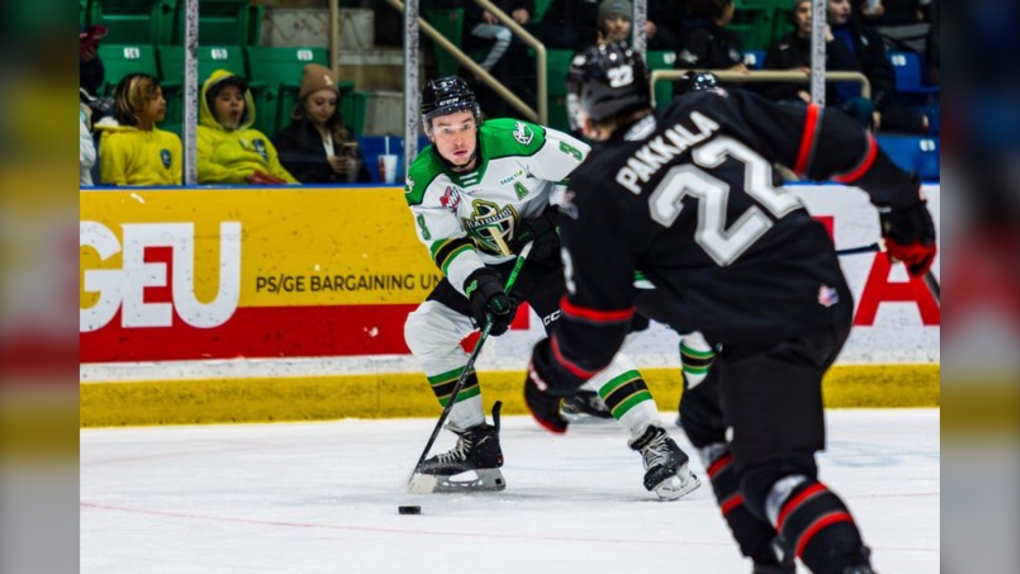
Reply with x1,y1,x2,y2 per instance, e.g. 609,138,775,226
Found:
406,472,439,495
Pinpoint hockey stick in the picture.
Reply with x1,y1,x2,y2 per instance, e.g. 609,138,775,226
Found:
406,241,534,493
834,241,940,304
834,242,882,256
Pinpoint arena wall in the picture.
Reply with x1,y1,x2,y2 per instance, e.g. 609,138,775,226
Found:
80,184,940,426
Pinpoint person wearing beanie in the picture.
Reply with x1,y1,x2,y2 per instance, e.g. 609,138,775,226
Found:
197,69,298,185
597,0,632,45
277,64,370,183
96,73,182,186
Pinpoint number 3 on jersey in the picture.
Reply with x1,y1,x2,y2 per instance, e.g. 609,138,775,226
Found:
648,136,802,266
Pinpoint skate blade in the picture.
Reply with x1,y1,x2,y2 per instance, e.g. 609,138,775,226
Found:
653,467,702,501
407,469,506,494
560,410,614,424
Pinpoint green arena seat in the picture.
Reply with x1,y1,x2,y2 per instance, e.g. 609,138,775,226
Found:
94,0,170,45
647,50,676,109
167,0,257,46
245,47,357,135
96,44,160,96
424,8,466,78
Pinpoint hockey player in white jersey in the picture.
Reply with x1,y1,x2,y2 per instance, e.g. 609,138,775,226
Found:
403,76,700,499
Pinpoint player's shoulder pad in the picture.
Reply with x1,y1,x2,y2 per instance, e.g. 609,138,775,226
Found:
405,145,445,206
480,118,547,159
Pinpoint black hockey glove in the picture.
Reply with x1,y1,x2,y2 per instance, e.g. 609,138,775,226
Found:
524,338,577,434
464,267,517,336
877,199,937,278
509,209,560,262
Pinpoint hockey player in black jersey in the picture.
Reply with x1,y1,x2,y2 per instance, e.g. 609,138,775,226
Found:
524,42,936,573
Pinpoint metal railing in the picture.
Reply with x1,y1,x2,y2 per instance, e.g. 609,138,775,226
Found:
650,69,872,100
383,0,546,124
474,0,547,124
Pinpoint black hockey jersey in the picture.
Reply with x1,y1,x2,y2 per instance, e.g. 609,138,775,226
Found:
547,89,922,384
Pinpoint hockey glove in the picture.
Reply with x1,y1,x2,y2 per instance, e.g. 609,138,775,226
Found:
509,209,560,262
878,199,937,278
524,338,570,433
464,267,516,336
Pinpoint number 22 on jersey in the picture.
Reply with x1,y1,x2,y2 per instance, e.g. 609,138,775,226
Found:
648,136,802,266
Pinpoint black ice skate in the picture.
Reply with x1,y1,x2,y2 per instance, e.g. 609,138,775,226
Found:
752,537,796,573
407,402,506,494
560,389,613,421
629,424,701,501
839,547,875,574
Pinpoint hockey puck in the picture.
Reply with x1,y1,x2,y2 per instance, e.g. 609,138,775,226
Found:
398,505,421,515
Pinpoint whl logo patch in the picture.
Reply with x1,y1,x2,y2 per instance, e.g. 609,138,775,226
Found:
440,186,462,209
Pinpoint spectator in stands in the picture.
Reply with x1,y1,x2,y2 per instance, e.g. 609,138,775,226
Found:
597,0,632,45
276,64,370,184
675,0,748,72
198,69,298,185
461,0,532,73
859,0,932,59
763,0,840,105
80,102,96,188
433,0,538,115
826,0,929,132
96,74,182,186
645,0,685,51
535,0,599,49
79,25,106,96
858,0,929,27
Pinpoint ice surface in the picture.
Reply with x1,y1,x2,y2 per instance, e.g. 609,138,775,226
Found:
81,410,939,573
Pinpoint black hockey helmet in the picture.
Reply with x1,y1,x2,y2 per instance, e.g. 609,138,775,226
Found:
675,70,720,96
420,75,482,129
566,41,651,131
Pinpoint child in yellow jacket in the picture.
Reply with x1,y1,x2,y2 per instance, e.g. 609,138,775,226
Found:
198,69,298,185
98,74,182,186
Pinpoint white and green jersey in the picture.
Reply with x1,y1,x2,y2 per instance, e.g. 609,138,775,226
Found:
404,118,590,296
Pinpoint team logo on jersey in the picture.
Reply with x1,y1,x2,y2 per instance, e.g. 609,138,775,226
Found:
818,285,839,308
513,121,533,146
406,176,415,194
440,186,462,210
461,199,519,255
160,149,171,169
253,139,268,161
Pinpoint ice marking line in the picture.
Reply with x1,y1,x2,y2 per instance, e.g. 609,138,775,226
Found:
78,501,721,547
79,500,939,553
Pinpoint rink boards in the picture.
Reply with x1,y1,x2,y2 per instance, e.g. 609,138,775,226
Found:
79,184,940,426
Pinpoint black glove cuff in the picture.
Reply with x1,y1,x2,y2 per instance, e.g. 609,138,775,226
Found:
463,267,502,298
879,199,935,245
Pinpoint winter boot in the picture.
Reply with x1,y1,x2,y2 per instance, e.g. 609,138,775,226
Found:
629,424,701,500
